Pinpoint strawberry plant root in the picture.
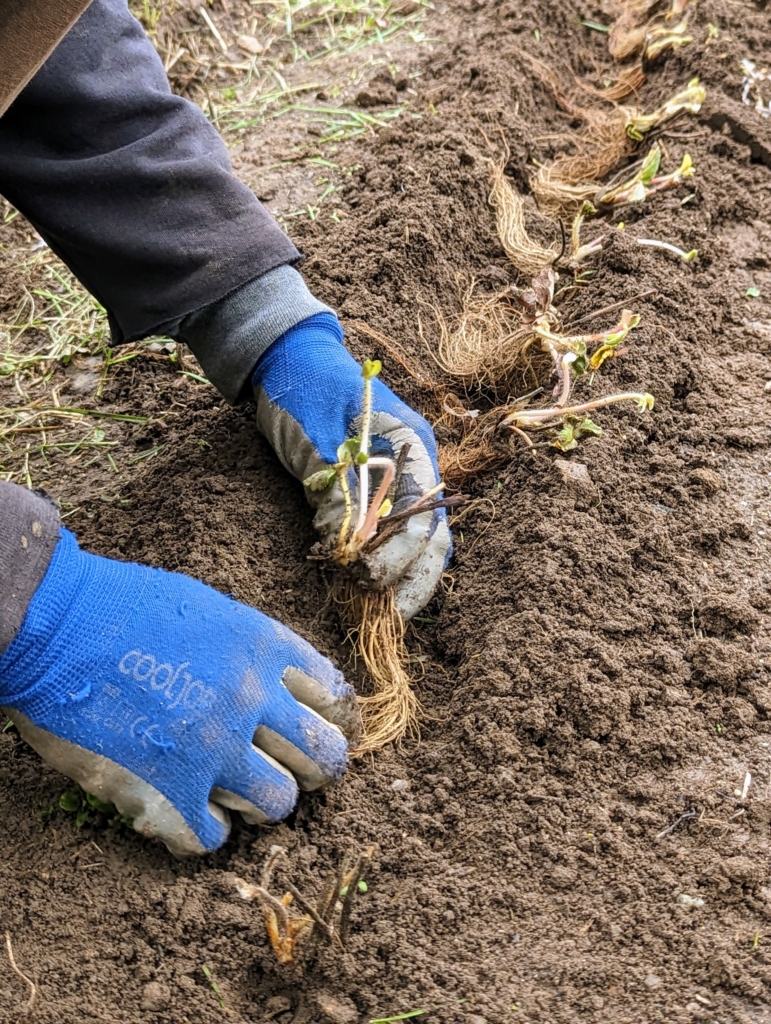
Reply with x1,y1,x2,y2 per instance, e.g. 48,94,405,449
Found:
332,580,420,753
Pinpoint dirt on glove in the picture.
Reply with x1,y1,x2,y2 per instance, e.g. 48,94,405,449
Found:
1,0,771,1022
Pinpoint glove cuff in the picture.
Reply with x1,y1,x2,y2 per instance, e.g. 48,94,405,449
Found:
0,482,60,655
251,311,345,391
172,266,334,405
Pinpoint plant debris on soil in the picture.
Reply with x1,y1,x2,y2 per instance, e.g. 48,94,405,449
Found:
2,0,771,1022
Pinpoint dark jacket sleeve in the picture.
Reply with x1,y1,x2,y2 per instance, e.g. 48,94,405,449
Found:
0,0,300,347
0,483,60,656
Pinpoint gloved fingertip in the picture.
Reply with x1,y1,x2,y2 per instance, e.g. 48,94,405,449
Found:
282,666,361,742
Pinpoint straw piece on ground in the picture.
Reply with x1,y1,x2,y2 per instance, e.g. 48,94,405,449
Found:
333,582,419,753
489,160,559,277
4,932,37,1017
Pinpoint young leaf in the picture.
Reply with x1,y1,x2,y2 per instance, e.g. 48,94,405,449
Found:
552,423,578,451
578,418,603,438
304,467,337,491
85,792,115,813
362,359,382,380
337,437,362,465
59,790,81,813
746,286,761,298
640,145,662,185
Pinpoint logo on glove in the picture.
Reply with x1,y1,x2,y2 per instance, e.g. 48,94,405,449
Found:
118,649,216,712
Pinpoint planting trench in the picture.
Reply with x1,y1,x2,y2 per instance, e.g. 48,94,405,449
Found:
2,0,771,1021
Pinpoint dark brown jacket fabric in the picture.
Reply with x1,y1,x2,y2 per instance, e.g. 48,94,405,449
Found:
0,0,94,117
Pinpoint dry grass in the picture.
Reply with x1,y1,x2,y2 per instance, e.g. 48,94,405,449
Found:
133,0,430,137
333,580,420,752
489,158,559,278
0,224,125,486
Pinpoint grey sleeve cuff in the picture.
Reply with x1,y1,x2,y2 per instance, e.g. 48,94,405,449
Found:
0,482,60,654
173,265,334,405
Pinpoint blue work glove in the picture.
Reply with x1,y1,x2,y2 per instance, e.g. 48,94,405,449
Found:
253,313,451,621
0,529,358,856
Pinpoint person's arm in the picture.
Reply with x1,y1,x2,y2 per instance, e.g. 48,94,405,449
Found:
0,0,451,617
0,0,321,364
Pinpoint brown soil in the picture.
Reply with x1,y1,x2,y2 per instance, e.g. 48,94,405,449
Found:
2,1,771,1023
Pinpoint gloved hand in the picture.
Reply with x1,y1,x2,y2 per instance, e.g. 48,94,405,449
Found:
252,313,451,621
0,528,358,856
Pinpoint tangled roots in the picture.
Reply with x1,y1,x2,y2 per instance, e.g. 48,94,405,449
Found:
332,582,420,753
489,160,559,277
530,108,634,217
431,283,536,391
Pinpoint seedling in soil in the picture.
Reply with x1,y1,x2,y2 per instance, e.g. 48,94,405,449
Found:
501,391,654,442
201,966,226,1009
569,202,606,268
305,359,447,567
625,79,705,141
522,59,704,215
59,785,133,830
644,19,693,62
235,843,375,964
597,144,694,207
551,416,603,452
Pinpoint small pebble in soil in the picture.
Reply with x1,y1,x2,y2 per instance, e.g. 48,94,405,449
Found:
141,981,171,1011
313,991,358,1024
676,894,705,909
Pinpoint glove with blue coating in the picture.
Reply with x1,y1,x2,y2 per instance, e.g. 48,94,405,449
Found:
252,313,451,621
0,528,359,856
